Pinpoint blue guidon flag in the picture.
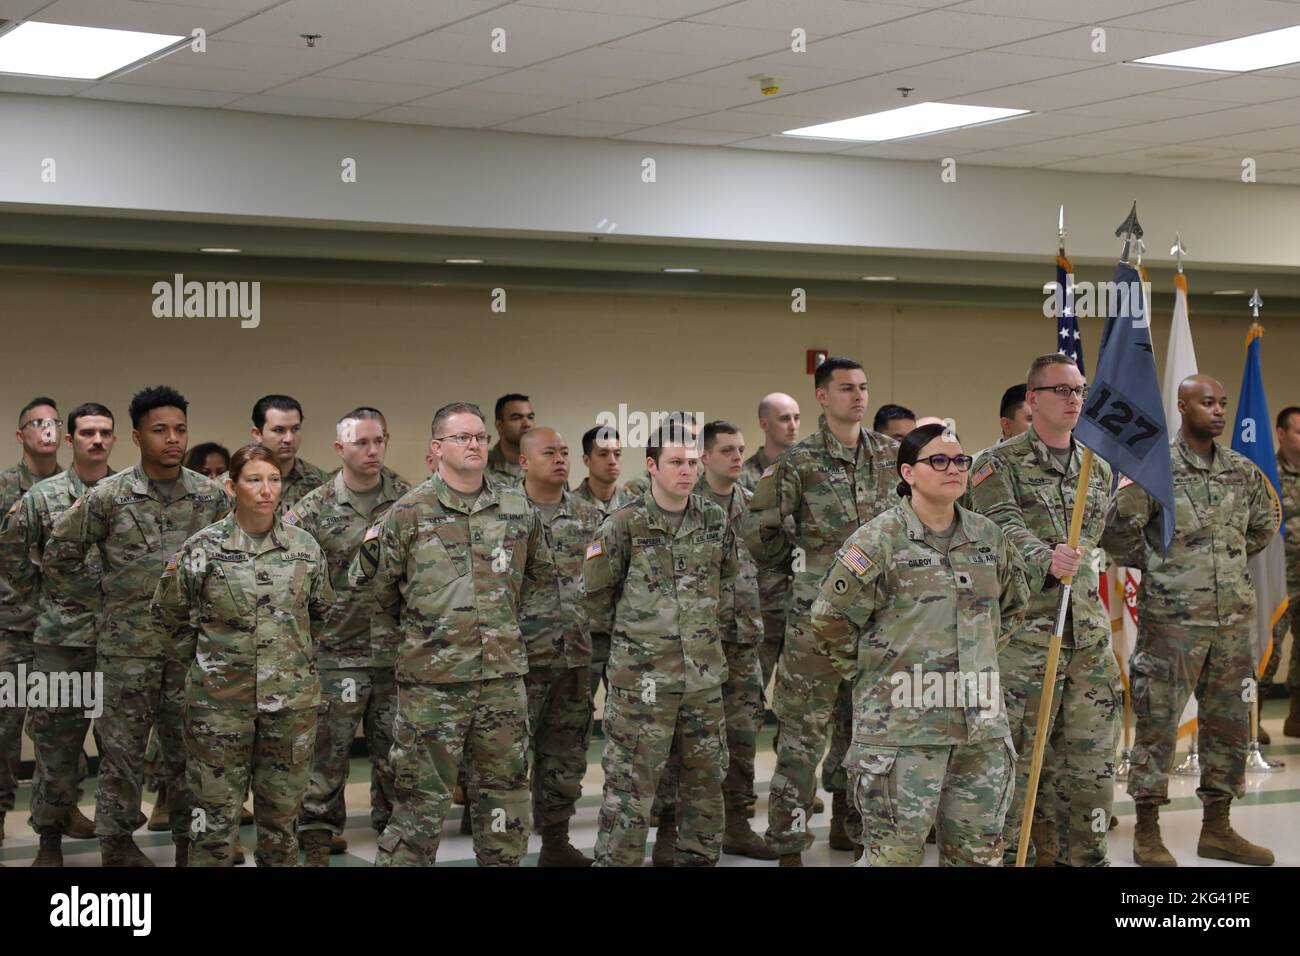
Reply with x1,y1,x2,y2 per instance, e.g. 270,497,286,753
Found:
1073,260,1175,554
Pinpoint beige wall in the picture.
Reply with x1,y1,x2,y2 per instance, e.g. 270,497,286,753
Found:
3,271,1295,482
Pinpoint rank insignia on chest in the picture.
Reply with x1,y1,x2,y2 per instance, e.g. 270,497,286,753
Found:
970,462,993,487
955,571,972,589
839,545,874,577
585,541,603,560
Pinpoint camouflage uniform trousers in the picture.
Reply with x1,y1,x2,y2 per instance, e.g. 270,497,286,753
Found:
1000,637,1122,866
185,704,316,866
95,654,191,844
589,632,610,707
652,642,762,820
525,664,592,828
595,683,727,867
299,666,397,837
27,644,101,835
849,737,1016,866
756,569,789,701
1260,600,1300,694
1128,620,1252,807
765,619,856,855
0,629,33,814
375,676,530,867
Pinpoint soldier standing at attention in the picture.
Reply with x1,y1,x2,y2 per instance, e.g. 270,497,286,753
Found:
354,402,551,866
813,423,1029,865
487,393,535,483
1261,406,1300,737
517,427,603,865
743,357,899,867
584,423,737,867
0,396,63,846
872,404,917,442
964,354,1119,867
44,386,229,866
2,403,116,864
1103,375,1279,867
999,385,1033,442
739,393,801,710
244,395,330,515
290,407,411,865
152,444,333,866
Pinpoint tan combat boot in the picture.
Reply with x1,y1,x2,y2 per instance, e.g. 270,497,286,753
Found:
330,833,348,854
1132,800,1176,867
828,791,854,852
1197,800,1274,866
1031,818,1059,867
65,805,96,840
722,805,778,860
651,811,676,867
302,829,332,867
1284,693,1300,738
32,833,64,867
778,852,803,867
146,785,169,832
538,821,593,867
812,794,824,815
101,834,155,867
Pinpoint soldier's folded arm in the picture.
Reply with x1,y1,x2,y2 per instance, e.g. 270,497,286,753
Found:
0,495,39,608
966,457,1054,592
1098,481,1154,570
811,531,885,681
41,487,109,643
521,509,556,601
307,544,337,639
350,508,408,632
995,529,1032,651
742,458,799,573
580,516,626,640
1244,465,1283,558
149,545,196,661
718,522,739,637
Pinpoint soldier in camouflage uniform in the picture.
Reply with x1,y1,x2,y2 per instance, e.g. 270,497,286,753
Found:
739,393,801,700
1,402,116,865
964,355,1120,867
152,444,334,866
221,395,329,515
1263,406,1300,736
486,393,534,484
353,402,551,866
1102,376,1279,867
650,421,774,862
573,425,634,704
0,396,63,846
44,386,229,866
813,423,1030,865
290,408,411,865
516,427,603,865
742,358,898,865
584,423,738,867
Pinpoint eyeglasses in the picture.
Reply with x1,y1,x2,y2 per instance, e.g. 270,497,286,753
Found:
915,454,974,472
20,418,62,431
435,433,491,446
1030,384,1089,400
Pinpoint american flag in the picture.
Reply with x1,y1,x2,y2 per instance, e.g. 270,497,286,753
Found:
1055,255,1084,375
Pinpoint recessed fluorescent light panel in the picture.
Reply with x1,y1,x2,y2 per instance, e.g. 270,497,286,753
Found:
1134,25,1300,72
783,102,1029,143
0,21,185,80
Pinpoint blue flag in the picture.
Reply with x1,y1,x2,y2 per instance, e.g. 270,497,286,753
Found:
1231,324,1290,669
1074,261,1175,553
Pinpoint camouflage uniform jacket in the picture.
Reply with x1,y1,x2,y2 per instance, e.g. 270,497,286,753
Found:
1279,454,1300,596
44,464,230,658
582,489,738,694
695,476,763,645
964,428,1113,648
571,477,634,517
519,487,603,669
738,446,780,493
350,472,552,686
151,513,334,714
487,443,524,483
1102,432,1280,627
285,468,412,669
811,499,1029,744
0,460,56,636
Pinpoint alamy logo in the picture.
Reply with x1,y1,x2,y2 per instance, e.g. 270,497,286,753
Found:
49,886,151,936
593,405,705,451
0,665,102,719
152,273,261,328
1042,274,1151,324
890,666,1001,719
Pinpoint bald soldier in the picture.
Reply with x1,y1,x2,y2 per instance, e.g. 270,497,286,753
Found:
1103,375,1279,867
739,394,801,701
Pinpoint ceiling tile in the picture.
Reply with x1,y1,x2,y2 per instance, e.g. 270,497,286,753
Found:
319,56,504,87
538,97,705,124
0,0,60,15
1037,155,1182,173
797,35,962,72
686,0,923,34
263,75,447,105
836,140,979,159
1100,0,1300,36
1147,72,1300,104
955,148,1059,166
604,20,794,58
161,38,357,73
109,61,297,93
363,103,506,127
78,83,238,106
951,0,1173,21
989,26,1213,64
856,9,1071,49
489,114,640,136
224,93,385,118
401,86,576,115
0,73,93,94
517,0,733,15
538,46,731,83
215,0,503,52
668,108,837,133
1054,96,1227,121
611,126,752,145
34,0,246,33
463,68,645,98
1190,125,1300,151
727,134,858,151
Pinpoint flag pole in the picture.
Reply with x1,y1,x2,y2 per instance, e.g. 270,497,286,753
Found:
1015,201,1140,867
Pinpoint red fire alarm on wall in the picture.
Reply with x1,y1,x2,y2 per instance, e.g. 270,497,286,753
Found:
806,350,828,374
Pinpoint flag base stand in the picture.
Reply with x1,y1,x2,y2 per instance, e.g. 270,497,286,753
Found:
1115,749,1131,782
1173,743,1200,776
1245,740,1284,773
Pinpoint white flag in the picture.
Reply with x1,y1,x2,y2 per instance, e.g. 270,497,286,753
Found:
1161,272,1199,439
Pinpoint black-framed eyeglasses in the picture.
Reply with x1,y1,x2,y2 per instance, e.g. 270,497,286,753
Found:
915,454,974,472
1030,384,1089,400
435,432,491,446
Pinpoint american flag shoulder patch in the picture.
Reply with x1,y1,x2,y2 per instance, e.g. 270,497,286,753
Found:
284,509,299,526
839,545,874,577
164,552,179,574
363,523,381,542
970,462,994,487
760,464,777,480
585,541,603,560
